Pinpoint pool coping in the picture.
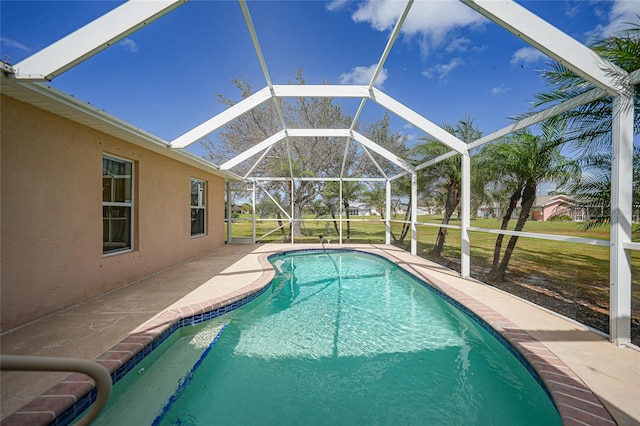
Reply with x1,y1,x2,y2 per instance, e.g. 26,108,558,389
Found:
2,247,615,426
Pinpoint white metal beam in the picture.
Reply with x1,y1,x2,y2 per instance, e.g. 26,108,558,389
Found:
252,180,257,244
244,145,274,179
171,87,272,148
256,182,291,220
370,88,468,154
350,99,367,132
460,0,628,96
416,151,459,172
385,180,392,245
609,89,634,345
369,0,413,90
226,181,232,243
469,86,609,150
414,83,611,173
220,130,285,170
349,0,414,131
361,146,389,180
339,179,343,244
411,172,417,255
239,0,274,88
291,180,295,245
239,0,294,182
272,85,370,98
286,128,351,138
352,131,415,172
461,153,471,278
252,177,387,182
340,139,352,179
14,0,187,80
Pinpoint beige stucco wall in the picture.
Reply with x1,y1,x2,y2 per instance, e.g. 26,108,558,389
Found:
1,95,225,331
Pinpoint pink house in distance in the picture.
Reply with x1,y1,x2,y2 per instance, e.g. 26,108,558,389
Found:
531,194,587,222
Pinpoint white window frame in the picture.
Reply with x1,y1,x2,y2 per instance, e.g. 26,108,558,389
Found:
103,154,134,256
191,177,206,237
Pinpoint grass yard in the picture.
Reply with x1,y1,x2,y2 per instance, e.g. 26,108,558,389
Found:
227,215,639,345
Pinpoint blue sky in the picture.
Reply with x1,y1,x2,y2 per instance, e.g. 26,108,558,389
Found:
1,0,638,160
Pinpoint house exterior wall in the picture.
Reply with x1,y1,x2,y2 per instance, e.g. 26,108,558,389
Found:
1,95,225,331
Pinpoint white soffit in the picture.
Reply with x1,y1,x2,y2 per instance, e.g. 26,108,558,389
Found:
13,0,187,81
460,0,629,96
0,77,242,181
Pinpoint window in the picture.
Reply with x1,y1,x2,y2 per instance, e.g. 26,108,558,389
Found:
191,178,206,236
103,155,133,254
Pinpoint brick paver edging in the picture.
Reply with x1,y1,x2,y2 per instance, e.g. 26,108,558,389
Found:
1,253,276,426
371,248,616,426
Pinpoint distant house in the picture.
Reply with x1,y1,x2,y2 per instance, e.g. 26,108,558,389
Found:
347,202,375,216
478,195,588,222
416,206,437,216
531,194,587,222
477,202,502,219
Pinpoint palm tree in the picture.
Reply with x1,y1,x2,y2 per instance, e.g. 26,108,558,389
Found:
478,121,579,281
565,146,640,229
323,180,363,241
413,116,482,257
361,183,386,219
524,22,640,228
525,22,639,155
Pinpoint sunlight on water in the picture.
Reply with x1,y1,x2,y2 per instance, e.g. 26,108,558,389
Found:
235,255,464,359
95,251,561,426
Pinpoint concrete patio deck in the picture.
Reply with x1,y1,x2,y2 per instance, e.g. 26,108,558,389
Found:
1,244,638,424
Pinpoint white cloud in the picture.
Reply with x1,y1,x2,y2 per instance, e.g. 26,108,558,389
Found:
120,38,139,53
350,0,486,57
1,37,30,52
339,64,388,87
422,58,464,81
446,37,470,53
564,3,580,19
491,84,509,95
326,0,348,12
587,0,640,40
510,47,547,64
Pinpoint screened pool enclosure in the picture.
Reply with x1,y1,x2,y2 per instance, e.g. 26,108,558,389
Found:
3,0,637,346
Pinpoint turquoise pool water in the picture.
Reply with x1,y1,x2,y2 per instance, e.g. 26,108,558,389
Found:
95,250,561,425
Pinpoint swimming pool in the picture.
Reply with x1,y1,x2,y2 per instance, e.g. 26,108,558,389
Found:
93,249,561,425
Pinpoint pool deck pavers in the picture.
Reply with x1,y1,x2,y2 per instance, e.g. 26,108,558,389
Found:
1,243,638,425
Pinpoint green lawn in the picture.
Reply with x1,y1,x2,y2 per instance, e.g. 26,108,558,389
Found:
227,215,639,344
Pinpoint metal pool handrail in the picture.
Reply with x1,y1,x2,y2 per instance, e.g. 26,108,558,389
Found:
0,354,112,425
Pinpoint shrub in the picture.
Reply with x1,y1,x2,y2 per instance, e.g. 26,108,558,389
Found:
549,214,573,222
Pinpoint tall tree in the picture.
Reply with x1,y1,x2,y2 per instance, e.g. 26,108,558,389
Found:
203,72,410,238
412,116,482,257
323,181,363,241
526,22,639,156
361,183,386,219
565,147,640,229
522,21,640,227
202,72,352,237
478,122,579,281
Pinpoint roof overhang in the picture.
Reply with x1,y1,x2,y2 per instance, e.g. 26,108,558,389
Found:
0,74,242,181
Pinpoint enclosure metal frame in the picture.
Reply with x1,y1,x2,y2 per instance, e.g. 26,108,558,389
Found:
7,0,637,345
